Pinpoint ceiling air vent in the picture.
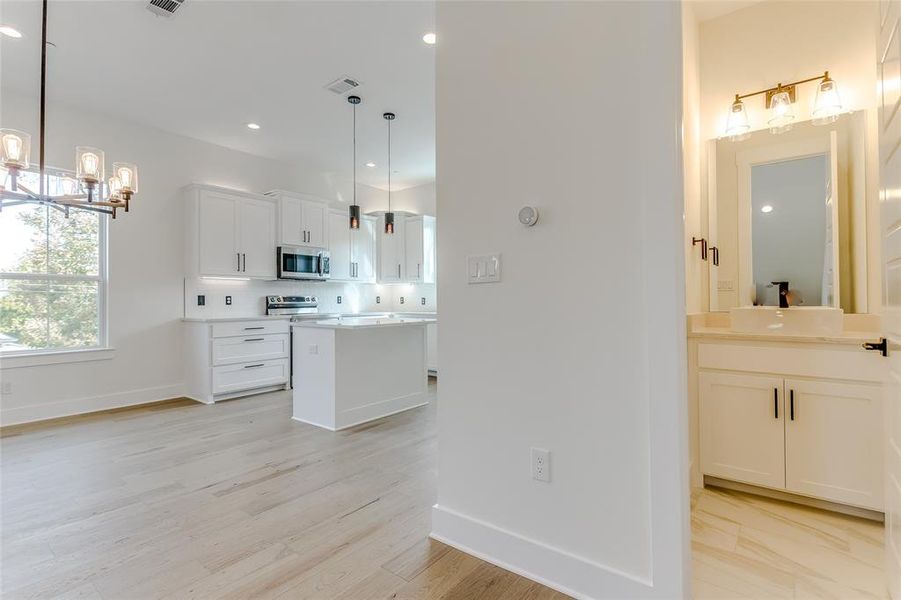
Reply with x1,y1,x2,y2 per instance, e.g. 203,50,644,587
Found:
325,76,361,95
146,0,185,18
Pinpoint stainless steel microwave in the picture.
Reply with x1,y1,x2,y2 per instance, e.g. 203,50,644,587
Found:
277,246,330,280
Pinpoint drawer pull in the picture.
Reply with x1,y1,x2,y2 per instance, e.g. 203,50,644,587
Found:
243,326,265,330
244,363,265,369
244,338,265,342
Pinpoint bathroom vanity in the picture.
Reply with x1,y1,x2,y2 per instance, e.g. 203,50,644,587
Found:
689,312,885,513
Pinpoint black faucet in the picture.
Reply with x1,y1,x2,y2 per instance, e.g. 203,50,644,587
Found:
771,281,790,308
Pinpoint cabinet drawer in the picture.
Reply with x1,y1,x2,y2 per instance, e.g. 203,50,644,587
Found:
211,320,289,339
212,359,288,395
212,334,289,366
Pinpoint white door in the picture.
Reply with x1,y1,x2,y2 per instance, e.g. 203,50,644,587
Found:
878,0,901,594
352,215,377,282
302,200,328,248
279,197,304,246
699,371,785,489
328,211,352,281
405,216,424,283
237,198,276,278
198,190,239,276
784,378,883,510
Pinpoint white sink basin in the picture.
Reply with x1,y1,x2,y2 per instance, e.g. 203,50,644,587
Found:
730,306,844,336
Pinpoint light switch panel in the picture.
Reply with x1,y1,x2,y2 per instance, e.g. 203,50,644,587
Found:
467,254,501,284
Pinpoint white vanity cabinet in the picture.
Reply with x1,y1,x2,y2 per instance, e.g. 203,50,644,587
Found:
328,210,377,282
696,339,884,511
268,190,329,248
378,213,407,282
184,185,277,279
184,318,290,404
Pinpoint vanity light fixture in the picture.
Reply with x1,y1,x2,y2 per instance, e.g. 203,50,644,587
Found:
725,71,843,140
348,95,362,230
0,0,138,218
383,112,396,235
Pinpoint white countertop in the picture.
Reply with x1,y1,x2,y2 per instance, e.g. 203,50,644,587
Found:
292,316,436,329
688,326,877,346
183,311,437,324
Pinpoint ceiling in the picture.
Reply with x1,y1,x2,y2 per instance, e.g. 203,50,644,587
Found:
687,0,763,22
0,0,436,190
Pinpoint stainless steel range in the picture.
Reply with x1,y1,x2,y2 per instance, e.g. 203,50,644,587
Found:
265,295,319,317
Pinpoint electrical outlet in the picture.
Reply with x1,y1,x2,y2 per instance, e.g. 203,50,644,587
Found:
376,296,381,304
337,295,342,304
421,297,426,305
197,295,206,306
308,344,319,355
531,447,550,482
1,381,12,396
400,297,405,305
225,296,232,305
717,280,734,291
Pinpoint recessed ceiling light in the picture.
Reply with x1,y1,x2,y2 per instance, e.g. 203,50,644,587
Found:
365,162,376,168
246,122,261,130
0,26,23,39
422,32,436,45
761,205,774,213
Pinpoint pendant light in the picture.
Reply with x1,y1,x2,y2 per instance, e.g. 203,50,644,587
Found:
383,112,396,234
347,95,361,229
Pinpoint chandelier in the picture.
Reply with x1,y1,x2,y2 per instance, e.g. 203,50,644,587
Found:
0,0,138,219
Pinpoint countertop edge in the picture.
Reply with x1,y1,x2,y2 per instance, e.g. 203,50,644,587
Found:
688,328,876,346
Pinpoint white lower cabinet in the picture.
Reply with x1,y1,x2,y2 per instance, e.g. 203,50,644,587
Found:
700,369,883,511
700,372,785,489
184,319,291,404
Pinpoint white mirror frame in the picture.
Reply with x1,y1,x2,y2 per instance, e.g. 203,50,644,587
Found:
734,132,839,308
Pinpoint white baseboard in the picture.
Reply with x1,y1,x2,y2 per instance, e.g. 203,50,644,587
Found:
430,504,653,600
0,383,186,426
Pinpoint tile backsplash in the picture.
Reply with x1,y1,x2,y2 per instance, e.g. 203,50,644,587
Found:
184,278,436,319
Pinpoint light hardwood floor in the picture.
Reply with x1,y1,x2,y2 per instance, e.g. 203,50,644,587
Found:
1,383,887,599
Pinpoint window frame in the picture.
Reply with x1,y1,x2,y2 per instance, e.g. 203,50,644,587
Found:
0,169,111,360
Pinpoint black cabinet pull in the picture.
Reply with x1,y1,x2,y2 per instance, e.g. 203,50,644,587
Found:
243,326,265,330
790,390,794,420
244,363,264,369
711,246,719,267
774,388,778,419
244,338,264,342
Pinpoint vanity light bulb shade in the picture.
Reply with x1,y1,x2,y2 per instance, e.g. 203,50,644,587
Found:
60,176,78,196
0,128,30,169
349,204,360,230
725,98,751,141
113,162,138,193
75,146,104,184
385,211,395,235
767,91,795,134
812,77,842,125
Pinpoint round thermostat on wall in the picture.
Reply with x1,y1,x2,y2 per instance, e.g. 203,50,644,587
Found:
518,206,539,227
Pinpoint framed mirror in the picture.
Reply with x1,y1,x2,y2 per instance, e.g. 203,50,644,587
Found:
707,110,879,313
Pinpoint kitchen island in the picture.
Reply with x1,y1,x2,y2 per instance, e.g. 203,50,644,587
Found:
291,316,435,430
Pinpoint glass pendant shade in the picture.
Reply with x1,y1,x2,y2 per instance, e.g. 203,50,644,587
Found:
60,176,78,196
113,162,138,193
725,97,751,141
385,211,395,235
76,146,104,184
812,74,842,125
349,204,360,229
767,90,795,134
0,128,30,169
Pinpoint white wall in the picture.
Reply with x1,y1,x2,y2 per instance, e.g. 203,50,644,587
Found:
683,4,706,315
0,90,433,425
432,2,689,598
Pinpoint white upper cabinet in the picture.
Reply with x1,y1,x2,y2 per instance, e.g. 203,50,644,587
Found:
404,216,436,284
328,209,376,282
185,185,276,279
268,190,329,249
378,214,406,282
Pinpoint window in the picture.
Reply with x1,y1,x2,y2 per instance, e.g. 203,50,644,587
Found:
0,169,107,354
